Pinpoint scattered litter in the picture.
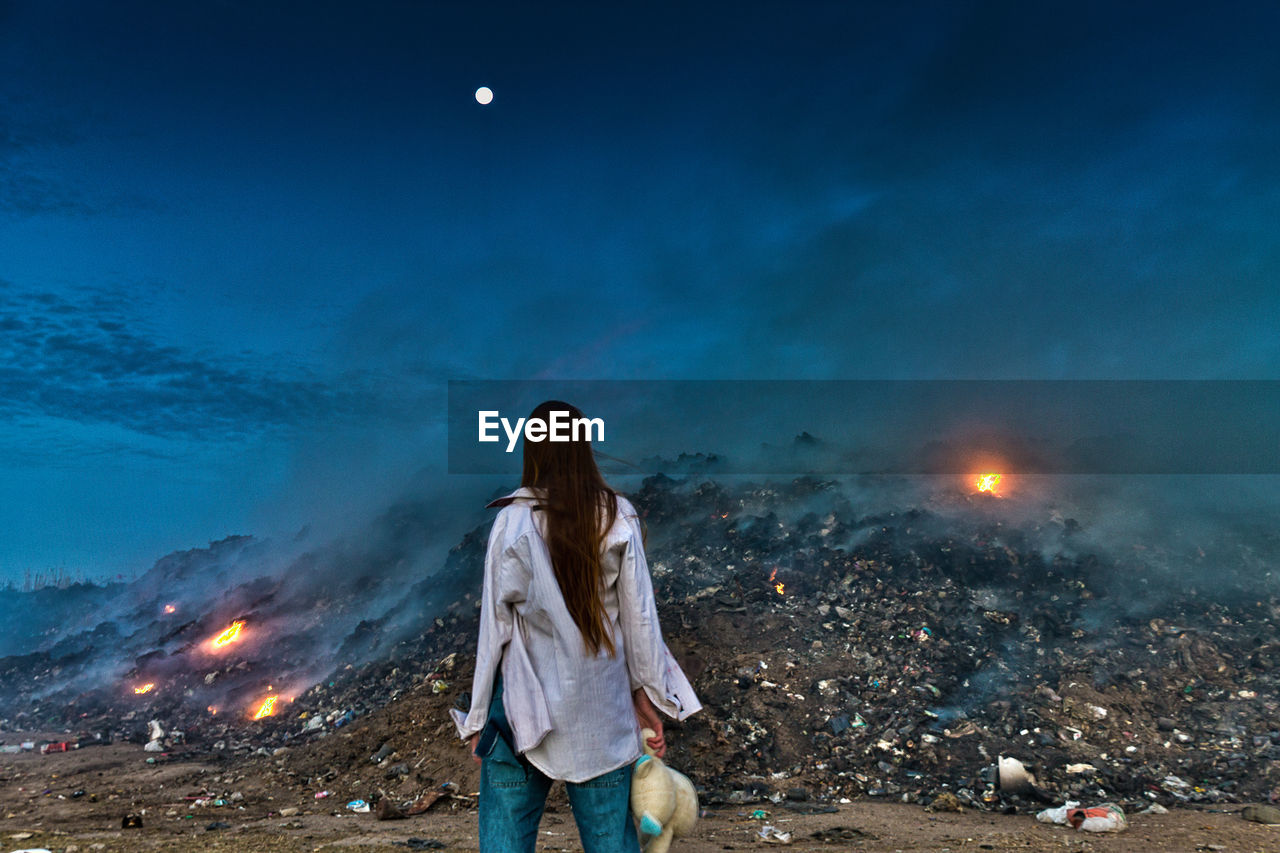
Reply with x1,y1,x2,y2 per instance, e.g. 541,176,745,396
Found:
996,756,1035,794
756,824,792,844
1036,801,1081,824
346,799,371,813
927,791,963,812
314,790,331,799
376,798,406,820
1068,804,1127,832
404,790,445,815
1241,804,1280,825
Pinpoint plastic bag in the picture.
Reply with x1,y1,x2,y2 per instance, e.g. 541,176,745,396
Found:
1068,803,1127,832
1035,800,1080,824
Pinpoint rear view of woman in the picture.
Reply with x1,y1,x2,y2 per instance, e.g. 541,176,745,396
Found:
452,400,701,853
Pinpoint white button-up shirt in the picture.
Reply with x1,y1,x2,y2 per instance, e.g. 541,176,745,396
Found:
451,487,701,783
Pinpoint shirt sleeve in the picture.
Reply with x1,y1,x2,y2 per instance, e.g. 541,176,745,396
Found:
616,509,702,721
450,510,527,740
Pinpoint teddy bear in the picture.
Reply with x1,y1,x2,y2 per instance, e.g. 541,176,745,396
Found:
630,727,698,853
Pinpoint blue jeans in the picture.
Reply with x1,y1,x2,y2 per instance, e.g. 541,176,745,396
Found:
478,678,639,853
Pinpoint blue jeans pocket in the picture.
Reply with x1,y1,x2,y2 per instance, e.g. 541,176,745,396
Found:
479,720,528,787
575,765,627,789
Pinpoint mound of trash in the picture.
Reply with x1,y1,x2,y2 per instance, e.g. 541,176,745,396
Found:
4,474,1279,817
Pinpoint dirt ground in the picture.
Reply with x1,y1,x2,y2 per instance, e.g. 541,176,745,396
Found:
2,733,1276,853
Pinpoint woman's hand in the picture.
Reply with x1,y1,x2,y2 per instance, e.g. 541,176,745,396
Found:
468,733,481,765
632,688,666,758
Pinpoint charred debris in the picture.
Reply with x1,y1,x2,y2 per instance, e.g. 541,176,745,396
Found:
2,474,1278,815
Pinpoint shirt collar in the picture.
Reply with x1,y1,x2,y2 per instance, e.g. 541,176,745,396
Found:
485,486,543,509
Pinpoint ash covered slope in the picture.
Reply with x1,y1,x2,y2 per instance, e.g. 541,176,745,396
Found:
0,494,490,728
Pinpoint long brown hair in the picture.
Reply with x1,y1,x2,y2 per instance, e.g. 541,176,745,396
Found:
521,400,618,656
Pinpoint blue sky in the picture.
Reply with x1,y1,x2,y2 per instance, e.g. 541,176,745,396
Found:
1,1,1277,580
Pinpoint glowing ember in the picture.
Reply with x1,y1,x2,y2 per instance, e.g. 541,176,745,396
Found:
207,706,218,715
775,582,786,595
163,604,176,614
210,620,245,649
252,695,277,720
134,683,155,695
976,473,1002,494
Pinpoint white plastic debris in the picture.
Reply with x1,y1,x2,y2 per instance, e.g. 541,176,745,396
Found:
757,824,793,844
1069,804,1127,832
1036,801,1080,824
148,719,165,741
997,756,1036,793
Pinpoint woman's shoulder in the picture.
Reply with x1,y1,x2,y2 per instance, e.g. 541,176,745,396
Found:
605,493,644,543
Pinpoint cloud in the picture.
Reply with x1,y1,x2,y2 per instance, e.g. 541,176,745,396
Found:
0,284,393,443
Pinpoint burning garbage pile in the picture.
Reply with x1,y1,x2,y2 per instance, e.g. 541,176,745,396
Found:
2,471,1279,821
0,496,484,745
624,475,1280,811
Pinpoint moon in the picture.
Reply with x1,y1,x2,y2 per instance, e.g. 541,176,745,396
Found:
475,86,493,105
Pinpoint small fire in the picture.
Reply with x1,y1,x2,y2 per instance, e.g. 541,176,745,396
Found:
252,695,277,720
775,582,786,595
976,473,1002,494
163,604,176,614
134,683,155,695
207,706,218,716
210,620,245,650
768,567,785,595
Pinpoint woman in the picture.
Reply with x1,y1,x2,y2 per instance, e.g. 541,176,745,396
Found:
451,400,701,853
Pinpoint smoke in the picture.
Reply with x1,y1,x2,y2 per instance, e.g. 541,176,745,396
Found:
0,475,504,721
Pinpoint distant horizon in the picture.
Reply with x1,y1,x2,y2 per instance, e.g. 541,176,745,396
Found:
3,1,1279,582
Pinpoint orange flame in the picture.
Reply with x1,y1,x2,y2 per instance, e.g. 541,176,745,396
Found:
207,705,218,716
775,582,785,595
134,683,155,695
252,695,277,720
210,620,245,649
163,604,176,614
976,473,1002,494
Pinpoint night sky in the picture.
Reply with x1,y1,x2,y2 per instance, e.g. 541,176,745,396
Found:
2,1,1278,582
